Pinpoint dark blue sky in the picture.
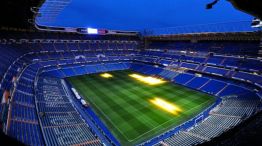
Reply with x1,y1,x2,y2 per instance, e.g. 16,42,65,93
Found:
38,0,252,31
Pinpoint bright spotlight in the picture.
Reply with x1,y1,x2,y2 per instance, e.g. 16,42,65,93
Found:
87,28,98,34
129,74,166,85
150,97,182,115
100,73,113,78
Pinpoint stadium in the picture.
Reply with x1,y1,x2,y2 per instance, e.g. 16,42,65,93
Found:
0,0,262,146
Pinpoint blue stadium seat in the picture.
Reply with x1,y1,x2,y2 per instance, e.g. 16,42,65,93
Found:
200,80,227,94
174,73,194,85
186,77,209,89
204,66,229,76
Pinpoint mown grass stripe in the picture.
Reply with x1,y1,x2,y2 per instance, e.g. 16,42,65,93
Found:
67,70,216,146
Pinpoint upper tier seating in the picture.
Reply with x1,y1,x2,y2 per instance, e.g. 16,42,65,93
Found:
233,72,262,86
180,62,198,70
149,41,260,57
206,56,225,66
0,44,28,81
139,50,262,74
204,66,229,76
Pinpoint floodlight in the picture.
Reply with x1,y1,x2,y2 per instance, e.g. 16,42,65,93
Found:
87,28,98,34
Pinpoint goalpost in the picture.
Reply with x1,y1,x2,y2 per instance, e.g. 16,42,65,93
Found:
195,114,204,126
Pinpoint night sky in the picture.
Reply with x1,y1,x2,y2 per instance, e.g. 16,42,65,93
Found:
37,0,252,31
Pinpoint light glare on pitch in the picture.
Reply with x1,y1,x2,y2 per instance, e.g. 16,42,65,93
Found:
150,97,182,115
129,74,166,85
100,73,113,78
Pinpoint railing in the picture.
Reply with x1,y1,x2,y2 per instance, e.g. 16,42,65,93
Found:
142,21,261,36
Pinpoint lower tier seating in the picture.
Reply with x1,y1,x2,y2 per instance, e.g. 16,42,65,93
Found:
36,77,102,146
155,96,260,146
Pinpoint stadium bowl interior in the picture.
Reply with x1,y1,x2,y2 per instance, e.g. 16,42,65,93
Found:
0,0,262,146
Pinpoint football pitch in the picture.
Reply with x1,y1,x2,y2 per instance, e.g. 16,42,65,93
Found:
67,70,216,145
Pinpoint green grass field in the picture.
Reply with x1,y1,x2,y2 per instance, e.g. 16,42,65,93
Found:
67,70,215,145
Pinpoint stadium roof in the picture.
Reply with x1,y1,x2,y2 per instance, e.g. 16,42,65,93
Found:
36,0,252,31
